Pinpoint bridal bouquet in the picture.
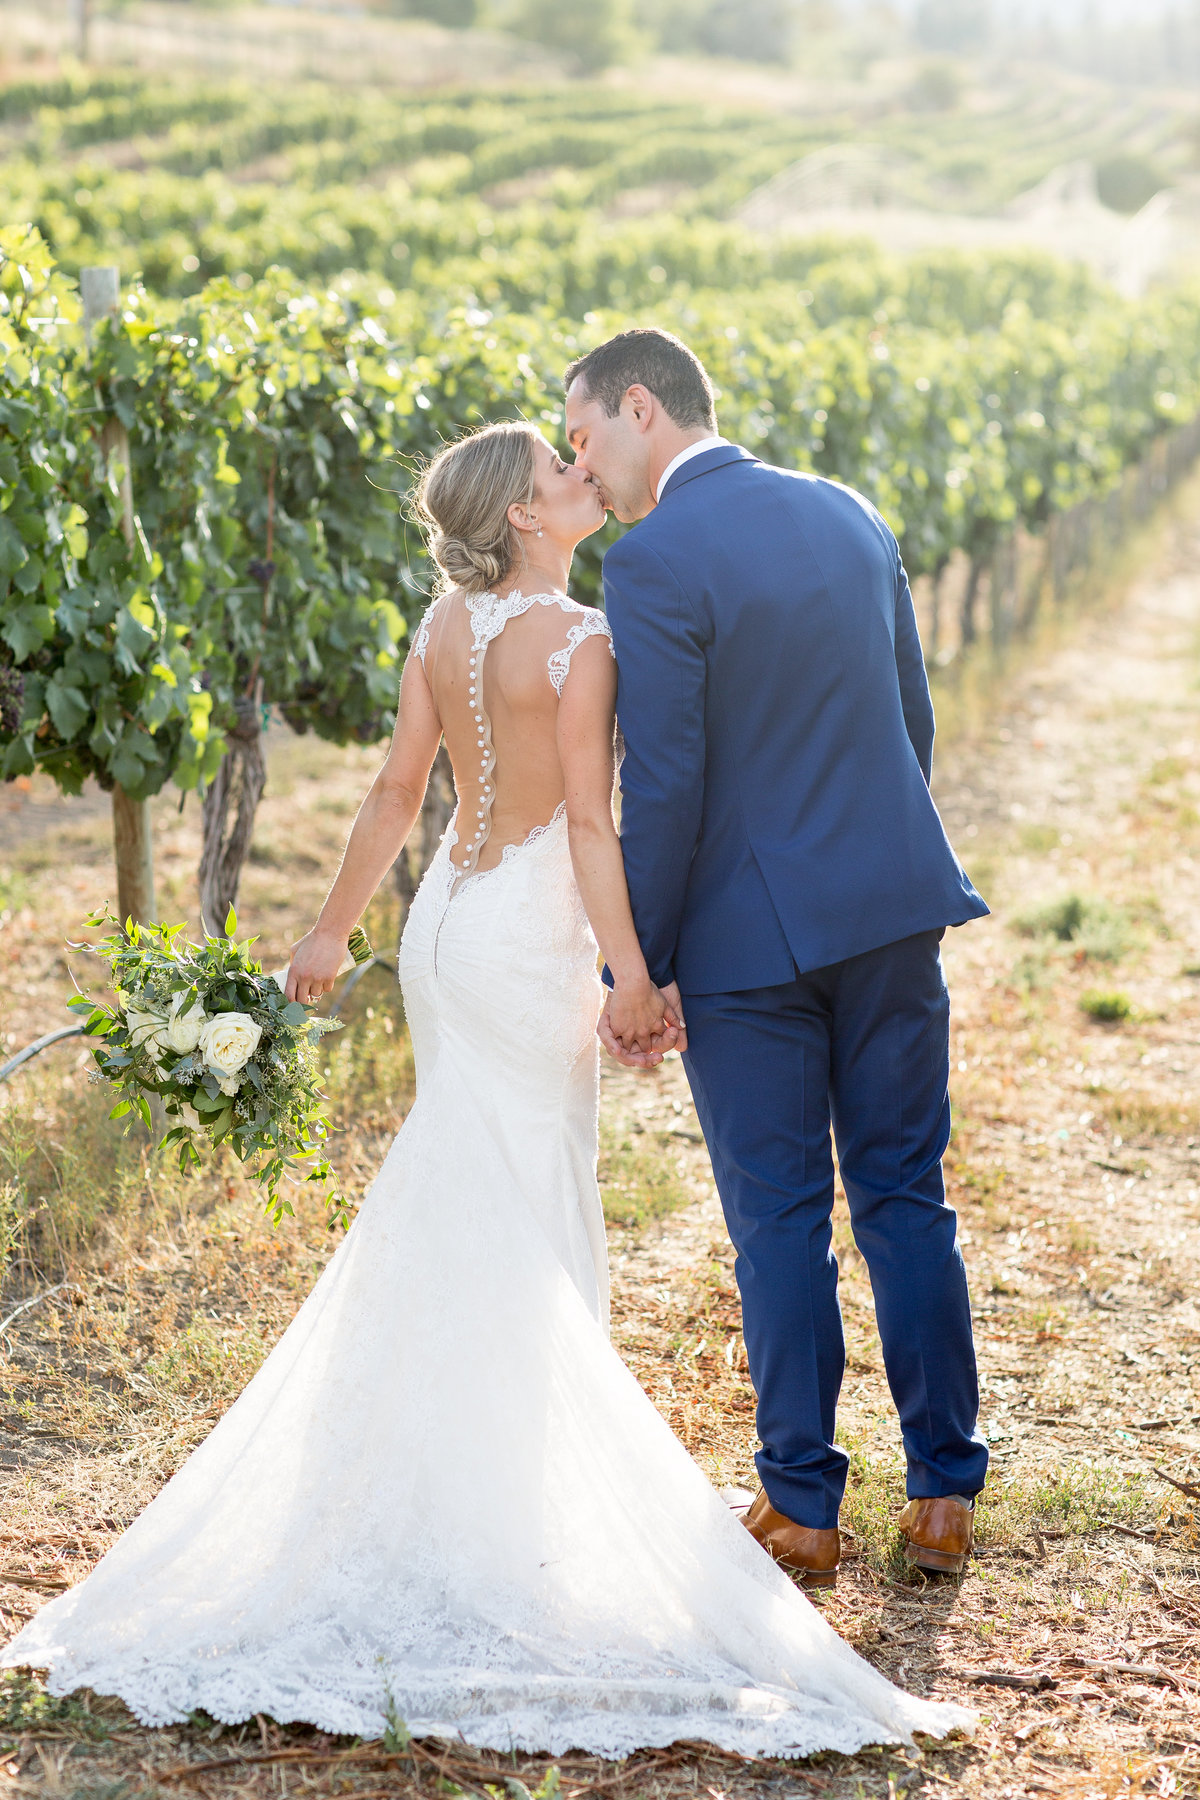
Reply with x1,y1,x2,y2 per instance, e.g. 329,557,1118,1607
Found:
68,909,372,1225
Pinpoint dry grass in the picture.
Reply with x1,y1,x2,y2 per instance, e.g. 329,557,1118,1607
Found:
4,495,1200,1797
598,1108,696,1230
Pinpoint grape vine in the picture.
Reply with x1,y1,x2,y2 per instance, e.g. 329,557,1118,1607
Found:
3,72,1200,919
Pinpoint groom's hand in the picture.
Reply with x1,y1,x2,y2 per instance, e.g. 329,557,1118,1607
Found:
659,981,687,1056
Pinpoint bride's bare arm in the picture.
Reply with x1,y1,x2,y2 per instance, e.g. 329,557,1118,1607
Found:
285,649,443,1004
557,635,681,1059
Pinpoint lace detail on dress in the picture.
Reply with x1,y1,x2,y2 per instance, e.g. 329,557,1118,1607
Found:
452,590,603,890
504,798,567,856
411,600,437,665
440,805,569,911
547,613,614,696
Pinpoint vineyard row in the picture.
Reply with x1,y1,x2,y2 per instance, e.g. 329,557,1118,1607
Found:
2,224,1199,838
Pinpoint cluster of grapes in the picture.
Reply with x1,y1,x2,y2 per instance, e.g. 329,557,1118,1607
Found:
0,665,24,737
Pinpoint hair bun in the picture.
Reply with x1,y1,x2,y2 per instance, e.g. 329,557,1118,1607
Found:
412,421,540,596
431,532,507,592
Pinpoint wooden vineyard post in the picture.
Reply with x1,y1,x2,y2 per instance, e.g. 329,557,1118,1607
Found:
81,266,157,928
70,0,91,62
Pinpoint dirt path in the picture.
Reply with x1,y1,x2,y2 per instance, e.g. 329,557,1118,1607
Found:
2,498,1200,1797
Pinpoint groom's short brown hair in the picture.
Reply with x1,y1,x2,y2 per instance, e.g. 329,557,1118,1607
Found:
564,329,716,431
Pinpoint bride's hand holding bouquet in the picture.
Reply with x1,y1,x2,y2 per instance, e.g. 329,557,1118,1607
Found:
69,909,372,1224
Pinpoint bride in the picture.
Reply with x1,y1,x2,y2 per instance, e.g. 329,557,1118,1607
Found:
1,422,972,1758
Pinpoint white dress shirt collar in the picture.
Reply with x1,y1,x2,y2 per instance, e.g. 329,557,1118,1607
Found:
655,435,728,503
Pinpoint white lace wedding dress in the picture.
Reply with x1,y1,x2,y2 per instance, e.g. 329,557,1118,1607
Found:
1,589,973,1759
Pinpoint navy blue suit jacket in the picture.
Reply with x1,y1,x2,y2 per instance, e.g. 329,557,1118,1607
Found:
602,444,988,994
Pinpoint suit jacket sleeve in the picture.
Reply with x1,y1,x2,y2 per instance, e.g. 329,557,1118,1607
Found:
893,544,935,784
603,534,707,990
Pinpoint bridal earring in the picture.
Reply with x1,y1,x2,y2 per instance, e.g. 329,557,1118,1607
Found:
536,525,544,538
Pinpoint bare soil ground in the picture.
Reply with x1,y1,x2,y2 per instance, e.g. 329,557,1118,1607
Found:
2,495,1200,1798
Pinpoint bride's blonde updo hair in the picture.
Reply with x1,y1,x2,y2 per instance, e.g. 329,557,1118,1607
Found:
414,421,540,593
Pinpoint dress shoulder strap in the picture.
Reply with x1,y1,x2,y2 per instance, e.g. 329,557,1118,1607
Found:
449,589,614,696
411,597,440,665
547,609,614,696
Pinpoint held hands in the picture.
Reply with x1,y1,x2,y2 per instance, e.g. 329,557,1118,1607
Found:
598,978,688,1069
285,927,349,1006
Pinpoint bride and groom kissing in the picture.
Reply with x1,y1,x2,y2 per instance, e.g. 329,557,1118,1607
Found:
2,328,989,1757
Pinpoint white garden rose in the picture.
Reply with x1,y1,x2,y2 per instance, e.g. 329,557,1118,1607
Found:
199,1011,262,1076
166,996,207,1054
126,1004,169,1056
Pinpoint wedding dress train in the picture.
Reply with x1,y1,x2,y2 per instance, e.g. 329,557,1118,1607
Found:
1,592,973,1759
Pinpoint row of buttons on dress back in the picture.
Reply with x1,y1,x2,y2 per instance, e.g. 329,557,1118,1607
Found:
468,644,492,852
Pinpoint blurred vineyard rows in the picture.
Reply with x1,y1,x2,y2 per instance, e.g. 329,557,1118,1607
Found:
4,70,1200,801
1,66,1195,299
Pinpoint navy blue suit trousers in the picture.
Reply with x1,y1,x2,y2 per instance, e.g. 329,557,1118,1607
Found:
681,930,988,1527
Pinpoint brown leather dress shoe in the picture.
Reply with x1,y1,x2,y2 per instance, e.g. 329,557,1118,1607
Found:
897,1495,975,1575
741,1489,840,1589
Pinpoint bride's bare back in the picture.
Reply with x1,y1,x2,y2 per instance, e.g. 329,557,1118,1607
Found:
286,566,674,1062
414,587,613,882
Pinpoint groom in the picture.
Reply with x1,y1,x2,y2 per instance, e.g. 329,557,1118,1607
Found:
564,329,990,1588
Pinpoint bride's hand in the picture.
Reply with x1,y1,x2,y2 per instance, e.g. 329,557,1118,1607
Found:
605,978,680,1063
285,927,349,1005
